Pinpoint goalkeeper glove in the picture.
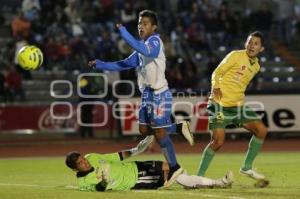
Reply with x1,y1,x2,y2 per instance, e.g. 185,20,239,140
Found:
88,60,96,68
130,135,154,156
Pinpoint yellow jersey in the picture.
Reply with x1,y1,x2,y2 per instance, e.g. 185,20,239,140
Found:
210,50,260,107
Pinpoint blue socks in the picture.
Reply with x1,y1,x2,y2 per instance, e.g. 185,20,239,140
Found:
159,135,178,167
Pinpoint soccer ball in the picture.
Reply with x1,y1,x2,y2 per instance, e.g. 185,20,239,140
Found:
254,179,269,188
17,45,43,70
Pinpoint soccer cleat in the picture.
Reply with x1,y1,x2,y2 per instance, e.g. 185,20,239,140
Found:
177,121,194,146
220,171,234,188
239,168,265,180
164,165,184,188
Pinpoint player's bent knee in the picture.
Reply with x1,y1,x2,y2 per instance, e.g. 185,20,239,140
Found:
210,139,224,151
258,125,268,138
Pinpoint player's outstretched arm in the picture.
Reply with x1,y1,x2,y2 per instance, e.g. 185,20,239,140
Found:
120,135,154,160
88,52,139,71
116,24,159,58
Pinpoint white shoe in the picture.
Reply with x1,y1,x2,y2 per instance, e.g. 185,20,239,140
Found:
240,168,265,180
176,173,190,186
176,173,199,189
179,121,194,146
221,171,234,188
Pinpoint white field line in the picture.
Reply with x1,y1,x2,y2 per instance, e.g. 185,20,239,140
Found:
0,183,54,188
0,182,77,189
134,190,246,199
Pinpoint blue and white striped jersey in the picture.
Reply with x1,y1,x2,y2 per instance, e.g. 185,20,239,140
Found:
95,26,168,94
136,34,168,92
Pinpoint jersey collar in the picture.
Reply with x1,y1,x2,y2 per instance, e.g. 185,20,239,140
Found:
144,33,159,41
243,50,258,66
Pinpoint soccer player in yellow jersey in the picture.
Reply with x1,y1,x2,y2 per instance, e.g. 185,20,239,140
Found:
197,31,269,185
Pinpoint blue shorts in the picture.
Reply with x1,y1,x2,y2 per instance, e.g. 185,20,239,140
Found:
139,87,173,128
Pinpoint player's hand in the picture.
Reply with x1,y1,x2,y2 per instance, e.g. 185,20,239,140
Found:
116,24,123,29
212,88,222,100
88,60,96,68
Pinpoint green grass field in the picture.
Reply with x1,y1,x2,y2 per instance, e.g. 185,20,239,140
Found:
0,152,300,199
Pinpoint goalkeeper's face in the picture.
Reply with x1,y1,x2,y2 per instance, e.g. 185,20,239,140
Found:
245,35,264,58
138,16,157,40
75,156,92,172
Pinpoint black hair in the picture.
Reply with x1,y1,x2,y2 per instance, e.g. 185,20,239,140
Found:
65,151,81,169
249,31,265,46
139,10,158,26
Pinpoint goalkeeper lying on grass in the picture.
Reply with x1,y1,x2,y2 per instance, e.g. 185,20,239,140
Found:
65,136,233,191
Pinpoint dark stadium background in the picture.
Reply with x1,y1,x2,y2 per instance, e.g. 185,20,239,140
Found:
0,0,300,143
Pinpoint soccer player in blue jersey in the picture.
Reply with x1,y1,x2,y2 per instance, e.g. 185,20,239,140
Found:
88,10,190,187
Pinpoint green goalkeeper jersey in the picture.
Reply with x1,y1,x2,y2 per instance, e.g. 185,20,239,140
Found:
77,153,138,191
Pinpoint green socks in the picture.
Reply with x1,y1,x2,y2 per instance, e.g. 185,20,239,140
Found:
197,135,264,176
242,136,264,171
197,145,215,176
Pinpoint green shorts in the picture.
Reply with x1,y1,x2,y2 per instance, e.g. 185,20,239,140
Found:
207,101,260,130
